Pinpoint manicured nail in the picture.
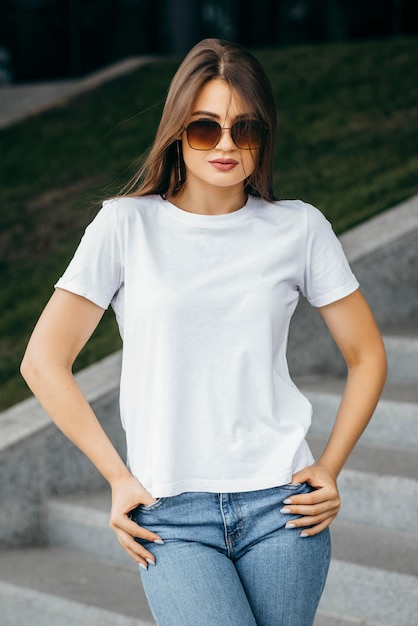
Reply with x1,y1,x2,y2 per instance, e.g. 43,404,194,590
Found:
146,558,156,566
139,562,148,570
283,498,292,505
280,507,291,514
300,532,309,537
285,523,296,529
153,539,164,545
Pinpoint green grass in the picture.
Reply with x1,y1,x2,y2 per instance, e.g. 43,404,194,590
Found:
259,38,418,226
1,37,418,410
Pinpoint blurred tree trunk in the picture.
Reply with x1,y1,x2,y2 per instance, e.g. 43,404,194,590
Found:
168,0,201,53
68,0,82,75
322,0,347,41
147,0,166,53
392,0,404,34
232,0,279,47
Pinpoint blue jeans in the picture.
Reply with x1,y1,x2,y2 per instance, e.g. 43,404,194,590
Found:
130,483,331,625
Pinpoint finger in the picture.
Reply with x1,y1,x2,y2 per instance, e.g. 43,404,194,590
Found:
283,488,337,505
299,517,336,537
134,495,158,508
122,542,151,568
290,470,311,485
110,515,164,544
286,507,338,527
281,499,339,518
283,493,340,514
282,504,339,526
115,529,157,566
284,506,339,533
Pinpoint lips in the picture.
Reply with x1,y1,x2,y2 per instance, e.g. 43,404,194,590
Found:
209,159,239,171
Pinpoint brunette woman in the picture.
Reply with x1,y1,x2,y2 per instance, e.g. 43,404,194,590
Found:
21,38,387,625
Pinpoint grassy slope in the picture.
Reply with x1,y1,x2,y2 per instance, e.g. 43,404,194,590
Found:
1,37,418,410
261,38,418,227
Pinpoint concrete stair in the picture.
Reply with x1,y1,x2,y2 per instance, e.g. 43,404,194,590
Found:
303,330,418,625
0,330,417,625
0,548,152,626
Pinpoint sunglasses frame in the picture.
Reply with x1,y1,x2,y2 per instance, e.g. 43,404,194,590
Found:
182,119,268,151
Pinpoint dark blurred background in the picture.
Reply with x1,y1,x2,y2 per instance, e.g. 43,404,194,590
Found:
0,0,418,82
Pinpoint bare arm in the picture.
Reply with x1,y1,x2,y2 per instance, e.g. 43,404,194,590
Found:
21,289,163,566
281,289,387,535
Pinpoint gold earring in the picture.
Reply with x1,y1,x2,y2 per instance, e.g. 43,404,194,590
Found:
176,140,182,185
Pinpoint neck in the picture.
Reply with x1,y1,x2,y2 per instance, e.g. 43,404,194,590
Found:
167,183,247,216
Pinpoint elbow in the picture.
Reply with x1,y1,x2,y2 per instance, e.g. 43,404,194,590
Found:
374,353,388,392
20,349,38,388
381,348,389,387
348,338,388,388
374,334,388,386
21,344,73,392
20,358,27,382
20,345,48,389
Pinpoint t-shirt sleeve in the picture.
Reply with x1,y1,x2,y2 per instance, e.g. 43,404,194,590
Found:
54,199,123,310
300,203,359,307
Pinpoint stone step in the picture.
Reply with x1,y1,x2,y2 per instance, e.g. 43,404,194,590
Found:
383,331,418,385
0,545,414,626
308,434,418,532
46,489,130,566
308,433,418,481
298,378,418,450
0,547,153,626
330,520,418,578
318,559,418,626
315,613,383,626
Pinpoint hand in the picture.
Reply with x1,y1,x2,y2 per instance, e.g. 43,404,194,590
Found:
109,474,164,568
281,464,341,536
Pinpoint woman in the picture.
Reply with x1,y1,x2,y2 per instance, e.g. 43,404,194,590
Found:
21,38,387,625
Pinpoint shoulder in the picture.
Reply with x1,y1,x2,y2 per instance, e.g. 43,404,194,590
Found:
102,194,159,216
83,196,160,245
251,197,329,229
99,194,160,227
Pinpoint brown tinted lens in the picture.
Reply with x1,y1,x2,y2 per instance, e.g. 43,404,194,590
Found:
232,120,266,149
186,120,222,150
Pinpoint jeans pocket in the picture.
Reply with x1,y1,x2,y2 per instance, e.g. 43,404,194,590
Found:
139,497,167,511
129,498,167,524
282,482,303,491
279,481,315,499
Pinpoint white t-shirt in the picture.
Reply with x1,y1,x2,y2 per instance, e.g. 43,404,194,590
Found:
55,194,359,497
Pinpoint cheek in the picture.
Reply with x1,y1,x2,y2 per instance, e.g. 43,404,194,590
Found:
182,143,207,170
240,151,257,177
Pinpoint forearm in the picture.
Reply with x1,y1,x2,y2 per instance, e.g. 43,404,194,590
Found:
22,359,165,565
317,356,387,477
22,361,131,486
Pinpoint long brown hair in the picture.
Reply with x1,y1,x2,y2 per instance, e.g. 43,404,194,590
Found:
124,38,277,201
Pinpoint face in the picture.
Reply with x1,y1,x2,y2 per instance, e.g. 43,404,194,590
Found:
180,79,259,196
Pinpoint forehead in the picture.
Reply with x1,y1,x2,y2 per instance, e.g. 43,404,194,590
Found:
191,78,253,118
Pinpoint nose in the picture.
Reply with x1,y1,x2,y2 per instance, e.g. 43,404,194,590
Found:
215,126,236,149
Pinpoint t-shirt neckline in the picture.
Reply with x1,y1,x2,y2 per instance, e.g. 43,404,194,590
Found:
158,194,254,227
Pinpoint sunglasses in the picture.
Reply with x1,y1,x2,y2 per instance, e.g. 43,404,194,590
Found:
183,118,268,151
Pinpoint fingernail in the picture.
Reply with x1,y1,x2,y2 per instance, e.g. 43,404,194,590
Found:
153,539,164,545
285,523,296,529
280,507,291,514
300,532,309,537
283,498,292,504
146,558,156,566
139,562,148,570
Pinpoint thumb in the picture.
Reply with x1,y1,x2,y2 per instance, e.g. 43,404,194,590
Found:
291,467,312,484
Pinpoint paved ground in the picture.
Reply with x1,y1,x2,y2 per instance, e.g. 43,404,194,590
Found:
0,56,157,130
